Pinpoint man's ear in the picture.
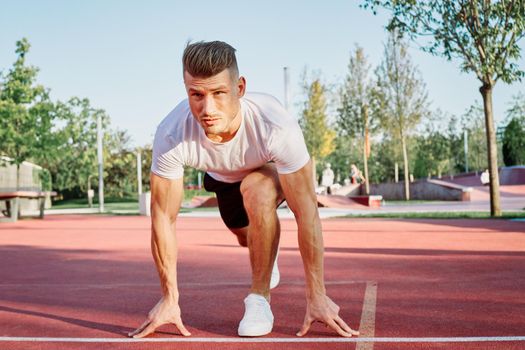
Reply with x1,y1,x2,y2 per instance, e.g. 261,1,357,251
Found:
237,76,246,97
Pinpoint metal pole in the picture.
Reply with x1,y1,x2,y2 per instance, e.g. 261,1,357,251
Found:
137,151,142,195
97,114,104,212
464,129,469,173
283,67,291,113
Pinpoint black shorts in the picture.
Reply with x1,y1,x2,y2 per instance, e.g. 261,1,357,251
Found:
203,173,249,229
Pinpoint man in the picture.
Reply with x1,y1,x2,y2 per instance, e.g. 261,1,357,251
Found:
129,41,359,338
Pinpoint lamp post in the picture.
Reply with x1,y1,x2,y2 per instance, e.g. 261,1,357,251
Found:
137,151,142,195
464,129,469,173
97,114,104,212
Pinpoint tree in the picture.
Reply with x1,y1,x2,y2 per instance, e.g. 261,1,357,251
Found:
502,93,525,165
299,76,336,184
337,45,378,193
104,128,136,198
461,103,489,172
413,112,451,179
0,38,56,189
375,32,429,200
362,0,525,214
45,97,110,198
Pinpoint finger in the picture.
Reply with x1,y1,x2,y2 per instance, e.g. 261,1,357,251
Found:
334,316,359,336
128,319,150,337
296,318,313,337
326,318,353,338
172,320,191,337
132,321,159,339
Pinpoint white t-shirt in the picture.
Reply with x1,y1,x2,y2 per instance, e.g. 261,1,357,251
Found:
151,92,310,183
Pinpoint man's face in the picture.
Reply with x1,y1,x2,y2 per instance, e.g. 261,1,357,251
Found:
184,68,246,142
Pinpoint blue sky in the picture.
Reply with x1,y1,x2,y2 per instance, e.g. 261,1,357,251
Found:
1,0,524,147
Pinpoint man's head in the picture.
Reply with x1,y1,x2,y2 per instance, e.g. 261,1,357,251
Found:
183,41,246,142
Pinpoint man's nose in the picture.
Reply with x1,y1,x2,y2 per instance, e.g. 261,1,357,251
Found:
202,95,217,116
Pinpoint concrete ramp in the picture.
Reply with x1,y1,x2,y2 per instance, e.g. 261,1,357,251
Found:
317,194,369,209
441,166,525,186
332,183,362,196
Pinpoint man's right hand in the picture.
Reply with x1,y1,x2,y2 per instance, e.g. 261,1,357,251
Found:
128,297,191,338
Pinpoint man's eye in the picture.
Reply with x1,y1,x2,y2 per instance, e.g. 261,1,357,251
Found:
192,93,203,97
214,91,226,95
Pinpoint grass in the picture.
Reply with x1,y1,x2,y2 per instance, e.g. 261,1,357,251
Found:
50,190,216,214
52,189,214,210
52,196,138,210
341,211,525,219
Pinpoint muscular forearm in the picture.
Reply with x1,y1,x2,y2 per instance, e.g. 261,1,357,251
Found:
297,212,326,298
151,212,179,300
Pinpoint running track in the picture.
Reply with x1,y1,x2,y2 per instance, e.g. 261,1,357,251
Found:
1,215,524,349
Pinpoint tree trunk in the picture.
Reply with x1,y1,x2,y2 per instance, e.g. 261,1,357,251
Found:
479,83,501,217
16,163,20,190
401,136,410,200
362,105,370,195
363,142,370,195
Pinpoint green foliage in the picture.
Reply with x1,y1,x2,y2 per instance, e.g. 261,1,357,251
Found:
299,75,336,161
375,32,429,140
362,0,525,213
325,135,359,183
413,124,451,179
137,144,152,192
0,38,57,188
361,0,525,85
104,129,136,197
338,45,378,138
38,168,52,191
374,32,429,198
0,38,150,200
44,97,109,197
503,118,525,165
502,94,525,165
461,104,489,171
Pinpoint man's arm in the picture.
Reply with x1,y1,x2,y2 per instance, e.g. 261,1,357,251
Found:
129,173,191,338
279,160,359,338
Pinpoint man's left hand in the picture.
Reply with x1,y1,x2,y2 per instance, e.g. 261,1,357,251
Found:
296,294,360,337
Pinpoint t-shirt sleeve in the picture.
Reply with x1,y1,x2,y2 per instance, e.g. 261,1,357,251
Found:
270,120,311,174
150,126,184,180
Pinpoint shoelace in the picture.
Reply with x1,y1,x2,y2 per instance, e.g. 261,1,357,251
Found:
244,297,269,320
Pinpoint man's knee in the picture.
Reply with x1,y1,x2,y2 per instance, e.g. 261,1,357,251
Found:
240,167,282,214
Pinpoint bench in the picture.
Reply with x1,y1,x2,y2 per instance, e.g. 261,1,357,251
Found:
0,191,57,222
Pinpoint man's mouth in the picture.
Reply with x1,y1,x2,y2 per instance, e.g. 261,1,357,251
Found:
202,118,219,126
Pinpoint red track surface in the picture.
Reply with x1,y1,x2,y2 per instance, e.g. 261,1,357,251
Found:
1,215,525,349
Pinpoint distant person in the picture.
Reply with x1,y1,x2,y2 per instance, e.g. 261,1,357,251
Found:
350,164,365,184
129,41,359,339
480,169,490,186
321,163,335,194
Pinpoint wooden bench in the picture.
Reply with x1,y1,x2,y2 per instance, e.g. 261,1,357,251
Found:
0,191,56,222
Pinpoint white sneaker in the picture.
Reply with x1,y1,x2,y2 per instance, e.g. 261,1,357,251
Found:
238,293,274,337
270,257,280,289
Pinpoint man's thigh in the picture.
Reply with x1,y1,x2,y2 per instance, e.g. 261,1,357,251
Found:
203,164,284,230
240,163,285,207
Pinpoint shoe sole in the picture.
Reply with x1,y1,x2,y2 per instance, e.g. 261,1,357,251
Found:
238,324,273,337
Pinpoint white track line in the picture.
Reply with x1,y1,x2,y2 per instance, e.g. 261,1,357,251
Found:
356,281,378,350
0,280,369,288
0,336,524,343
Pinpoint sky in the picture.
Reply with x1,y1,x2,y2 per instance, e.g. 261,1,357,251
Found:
1,0,524,147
